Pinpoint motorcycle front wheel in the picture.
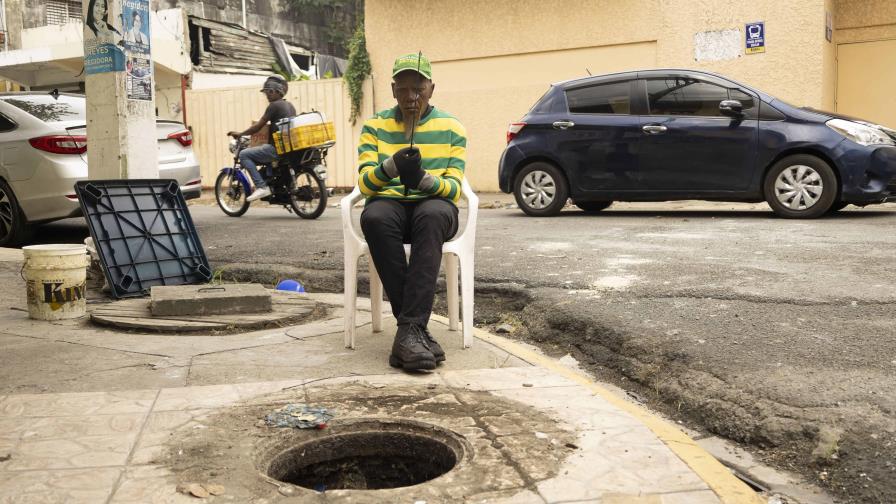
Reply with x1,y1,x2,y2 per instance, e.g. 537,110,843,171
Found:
215,170,250,217
290,169,327,219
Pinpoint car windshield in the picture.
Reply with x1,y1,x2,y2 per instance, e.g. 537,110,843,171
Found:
0,95,86,123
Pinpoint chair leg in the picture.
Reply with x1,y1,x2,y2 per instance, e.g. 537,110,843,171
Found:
460,254,474,348
445,253,459,331
369,260,383,333
344,253,359,349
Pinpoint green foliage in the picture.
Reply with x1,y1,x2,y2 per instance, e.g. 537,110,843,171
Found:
344,25,370,124
271,62,310,82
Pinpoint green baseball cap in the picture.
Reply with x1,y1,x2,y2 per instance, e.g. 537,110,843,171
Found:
392,53,432,80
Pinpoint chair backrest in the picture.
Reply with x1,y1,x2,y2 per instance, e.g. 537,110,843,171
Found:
341,186,365,246
453,178,478,244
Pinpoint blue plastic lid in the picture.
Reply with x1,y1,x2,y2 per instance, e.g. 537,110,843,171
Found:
276,279,305,293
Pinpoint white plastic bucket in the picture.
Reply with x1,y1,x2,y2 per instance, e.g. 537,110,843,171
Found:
22,244,90,320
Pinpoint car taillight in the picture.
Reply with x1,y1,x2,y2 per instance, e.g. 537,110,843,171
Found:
29,135,87,155
507,122,526,144
168,130,193,147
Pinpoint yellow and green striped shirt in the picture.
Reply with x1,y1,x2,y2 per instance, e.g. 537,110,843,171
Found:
357,106,466,203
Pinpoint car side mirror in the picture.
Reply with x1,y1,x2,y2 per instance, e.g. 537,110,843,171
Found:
720,99,744,117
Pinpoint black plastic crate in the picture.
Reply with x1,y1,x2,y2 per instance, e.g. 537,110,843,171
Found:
75,179,212,298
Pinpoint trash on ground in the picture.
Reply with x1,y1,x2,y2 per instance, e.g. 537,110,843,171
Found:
276,279,306,293
265,404,333,429
176,482,210,498
175,482,224,498
205,484,225,496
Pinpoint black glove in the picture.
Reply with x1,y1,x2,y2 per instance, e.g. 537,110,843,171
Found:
393,147,425,189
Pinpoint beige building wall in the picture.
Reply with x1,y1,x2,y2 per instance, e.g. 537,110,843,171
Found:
831,0,896,128
365,0,835,191
835,0,896,44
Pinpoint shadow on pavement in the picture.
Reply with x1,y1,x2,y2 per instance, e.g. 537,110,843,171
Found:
504,208,895,220
25,218,90,247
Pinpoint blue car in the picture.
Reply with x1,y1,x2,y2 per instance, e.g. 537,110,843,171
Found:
498,69,896,218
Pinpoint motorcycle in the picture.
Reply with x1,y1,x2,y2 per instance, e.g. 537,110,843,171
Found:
214,136,330,219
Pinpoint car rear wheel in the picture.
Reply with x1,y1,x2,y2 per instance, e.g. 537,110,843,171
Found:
763,155,837,219
0,179,28,247
574,201,612,213
514,162,569,216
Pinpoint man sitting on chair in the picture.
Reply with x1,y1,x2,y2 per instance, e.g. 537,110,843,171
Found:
356,53,467,371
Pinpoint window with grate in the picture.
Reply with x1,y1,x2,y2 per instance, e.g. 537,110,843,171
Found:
46,0,83,26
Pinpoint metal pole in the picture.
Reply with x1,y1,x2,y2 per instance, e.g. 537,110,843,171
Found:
241,0,247,28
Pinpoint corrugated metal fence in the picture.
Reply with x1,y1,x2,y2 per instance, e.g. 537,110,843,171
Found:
185,77,373,189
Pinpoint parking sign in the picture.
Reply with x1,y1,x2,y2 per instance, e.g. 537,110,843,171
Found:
745,21,765,54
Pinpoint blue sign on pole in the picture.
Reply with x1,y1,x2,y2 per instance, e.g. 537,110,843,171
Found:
745,21,765,54
85,42,125,74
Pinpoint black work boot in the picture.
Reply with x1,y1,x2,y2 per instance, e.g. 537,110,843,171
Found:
389,324,436,371
421,326,446,364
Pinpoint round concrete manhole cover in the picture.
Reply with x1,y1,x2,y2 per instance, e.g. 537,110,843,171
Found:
88,290,326,334
162,382,578,502
266,420,467,491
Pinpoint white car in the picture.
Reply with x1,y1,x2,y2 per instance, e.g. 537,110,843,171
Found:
0,92,202,246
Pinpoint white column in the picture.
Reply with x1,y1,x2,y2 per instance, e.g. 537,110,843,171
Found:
83,0,158,179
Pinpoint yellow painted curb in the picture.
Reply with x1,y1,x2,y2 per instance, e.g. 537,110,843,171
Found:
432,315,765,504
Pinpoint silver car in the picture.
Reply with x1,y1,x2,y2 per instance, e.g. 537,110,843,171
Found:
0,92,201,246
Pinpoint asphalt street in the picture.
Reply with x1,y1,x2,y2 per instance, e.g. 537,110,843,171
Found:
33,196,896,503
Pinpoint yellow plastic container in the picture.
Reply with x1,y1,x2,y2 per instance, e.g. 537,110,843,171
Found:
273,122,336,155
272,131,286,155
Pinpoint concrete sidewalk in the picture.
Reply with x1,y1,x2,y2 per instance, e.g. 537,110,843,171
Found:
0,248,762,503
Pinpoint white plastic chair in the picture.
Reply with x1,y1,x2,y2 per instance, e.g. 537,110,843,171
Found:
342,178,478,349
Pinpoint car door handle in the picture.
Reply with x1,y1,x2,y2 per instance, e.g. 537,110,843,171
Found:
552,121,575,130
642,124,668,134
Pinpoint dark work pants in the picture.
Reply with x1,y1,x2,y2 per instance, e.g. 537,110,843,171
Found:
360,198,459,327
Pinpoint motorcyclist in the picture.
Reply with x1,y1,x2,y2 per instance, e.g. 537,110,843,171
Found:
227,75,297,202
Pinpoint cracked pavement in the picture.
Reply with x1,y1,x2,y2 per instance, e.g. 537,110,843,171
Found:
21,197,896,503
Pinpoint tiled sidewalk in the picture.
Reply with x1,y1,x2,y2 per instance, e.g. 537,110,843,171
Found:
0,366,727,503
0,243,760,503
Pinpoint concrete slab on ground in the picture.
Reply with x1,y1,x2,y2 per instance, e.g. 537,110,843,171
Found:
150,283,272,316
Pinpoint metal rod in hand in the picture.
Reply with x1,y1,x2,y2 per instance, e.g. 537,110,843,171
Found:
408,50,423,150
405,51,423,196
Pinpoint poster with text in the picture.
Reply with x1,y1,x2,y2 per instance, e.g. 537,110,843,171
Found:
122,0,152,100
122,0,150,54
84,0,124,74
126,56,153,101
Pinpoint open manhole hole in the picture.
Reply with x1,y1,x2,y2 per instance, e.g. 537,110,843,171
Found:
266,421,467,491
